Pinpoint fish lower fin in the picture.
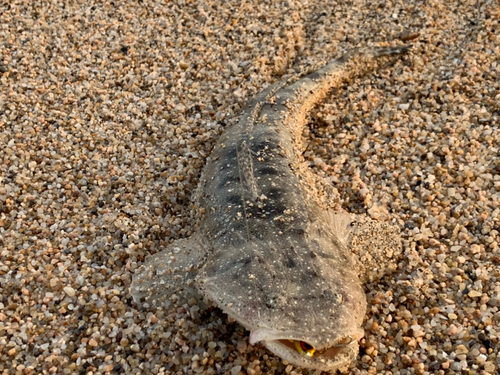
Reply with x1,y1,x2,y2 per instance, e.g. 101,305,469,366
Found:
130,235,206,308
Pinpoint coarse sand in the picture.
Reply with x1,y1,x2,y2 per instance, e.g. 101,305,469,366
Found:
0,0,499,374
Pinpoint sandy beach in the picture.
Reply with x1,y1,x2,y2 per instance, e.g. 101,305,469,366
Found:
0,0,499,374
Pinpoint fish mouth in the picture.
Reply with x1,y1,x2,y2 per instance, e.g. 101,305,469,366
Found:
276,337,355,357
249,328,364,371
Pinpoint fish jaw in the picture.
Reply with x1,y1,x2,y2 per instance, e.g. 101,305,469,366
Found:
248,327,365,372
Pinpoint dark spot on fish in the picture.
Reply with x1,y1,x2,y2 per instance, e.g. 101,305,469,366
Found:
218,175,239,188
322,289,343,303
251,140,277,154
316,250,335,260
223,147,237,160
306,266,320,278
265,294,285,309
309,251,317,259
287,227,306,237
226,194,243,206
283,255,296,268
217,256,253,276
267,188,283,199
230,219,245,232
258,166,279,176
266,299,276,309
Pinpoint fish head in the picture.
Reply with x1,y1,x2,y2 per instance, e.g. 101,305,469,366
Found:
197,234,367,372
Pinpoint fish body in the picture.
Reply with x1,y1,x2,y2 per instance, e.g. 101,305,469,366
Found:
132,45,409,372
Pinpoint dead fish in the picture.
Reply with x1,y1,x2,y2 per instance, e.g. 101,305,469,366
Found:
131,44,409,372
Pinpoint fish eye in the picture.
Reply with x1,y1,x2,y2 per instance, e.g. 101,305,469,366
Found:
290,340,316,356
300,341,314,351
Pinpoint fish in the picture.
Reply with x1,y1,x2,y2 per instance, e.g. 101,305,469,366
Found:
131,44,409,372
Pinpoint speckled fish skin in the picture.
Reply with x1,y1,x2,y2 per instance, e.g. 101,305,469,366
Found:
132,45,411,372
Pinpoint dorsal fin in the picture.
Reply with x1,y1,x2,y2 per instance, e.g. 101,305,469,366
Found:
237,140,259,200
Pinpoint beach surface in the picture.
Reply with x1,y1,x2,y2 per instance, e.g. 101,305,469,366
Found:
0,0,499,374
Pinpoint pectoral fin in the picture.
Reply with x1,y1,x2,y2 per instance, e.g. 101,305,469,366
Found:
325,210,355,247
131,235,206,307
